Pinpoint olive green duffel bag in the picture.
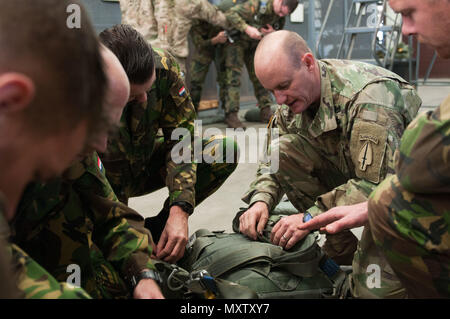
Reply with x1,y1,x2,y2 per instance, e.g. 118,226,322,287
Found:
178,210,348,299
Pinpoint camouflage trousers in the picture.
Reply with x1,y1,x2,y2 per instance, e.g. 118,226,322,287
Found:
190,44,226,111
222,40,274,114
368,175,450,298
348,227,406,298
117,136,238,206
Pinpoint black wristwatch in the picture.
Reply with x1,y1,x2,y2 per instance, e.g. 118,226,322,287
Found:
130,269,163,289
170,201,194,215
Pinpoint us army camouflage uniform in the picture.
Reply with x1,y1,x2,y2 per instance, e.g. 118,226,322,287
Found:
100,48,237,220
242,59,422,297
12,152,156,299
368,95,450,298
120,0,228,75
189,20,227,111
220,0,281,114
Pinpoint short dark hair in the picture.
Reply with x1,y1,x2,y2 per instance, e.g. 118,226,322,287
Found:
0,0,106,136
283,0,299,13
99,24,155,84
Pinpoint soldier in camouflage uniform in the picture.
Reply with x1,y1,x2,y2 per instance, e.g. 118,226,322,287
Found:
120,0,229,75
239,31,422,298
367,0,450,298
0,196,25,299
99,25,238,264
11,45,166,299
0,0,107,298
12,153,163,299
189,19,228,111
219,0,298,128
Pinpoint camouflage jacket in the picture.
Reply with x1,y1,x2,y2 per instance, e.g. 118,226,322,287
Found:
0,194,22,299
11,152,155,295
0,192,90,298
101,48,197,207
224,0,285,36
396,94,450,194
243,59,422,215
190,20,223,49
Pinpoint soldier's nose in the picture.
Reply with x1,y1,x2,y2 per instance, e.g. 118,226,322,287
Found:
274,91,287,105
137,93,147,103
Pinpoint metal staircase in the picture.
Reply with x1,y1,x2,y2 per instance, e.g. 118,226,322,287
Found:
316,0,403,70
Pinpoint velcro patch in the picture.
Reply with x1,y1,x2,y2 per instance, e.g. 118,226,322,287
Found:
350,121,387,183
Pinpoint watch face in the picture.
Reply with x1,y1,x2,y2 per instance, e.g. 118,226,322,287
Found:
303,213,312,223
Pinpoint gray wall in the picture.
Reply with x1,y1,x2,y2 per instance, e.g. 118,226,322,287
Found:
80,0,122,34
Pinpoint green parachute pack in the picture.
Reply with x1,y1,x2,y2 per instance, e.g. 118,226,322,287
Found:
177,208,349,299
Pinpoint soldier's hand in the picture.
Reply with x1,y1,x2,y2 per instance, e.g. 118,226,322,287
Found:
270,213,309,250
297,202,368,234
260,24,275,35
244,25,262,40
133,278,165,299
155,206,189,263
239,201,269,240
212,31,228,45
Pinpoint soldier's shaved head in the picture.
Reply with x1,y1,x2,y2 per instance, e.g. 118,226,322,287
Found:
0,0,107,219
85,46,130,155
0,0,106,136
255,30,311,70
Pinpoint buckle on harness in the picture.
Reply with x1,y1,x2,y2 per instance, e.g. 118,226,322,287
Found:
186,270,218,296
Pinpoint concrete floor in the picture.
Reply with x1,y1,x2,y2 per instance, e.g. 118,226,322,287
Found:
128,81,450,239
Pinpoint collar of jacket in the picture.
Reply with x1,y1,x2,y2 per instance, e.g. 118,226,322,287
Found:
307,60,338,138
255,0,273,17
0,192,11,241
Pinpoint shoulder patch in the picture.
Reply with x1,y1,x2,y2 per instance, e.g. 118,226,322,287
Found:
350,121,387,183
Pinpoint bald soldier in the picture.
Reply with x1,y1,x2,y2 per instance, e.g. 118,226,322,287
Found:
12,47,165,299
0,0,106,298
239,30,422,297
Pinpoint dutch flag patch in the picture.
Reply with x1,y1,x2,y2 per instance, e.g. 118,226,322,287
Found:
97,156,104,173
178,86,186,96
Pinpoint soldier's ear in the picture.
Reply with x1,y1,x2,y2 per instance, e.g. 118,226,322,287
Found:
0,73,35,115
301,53,315,71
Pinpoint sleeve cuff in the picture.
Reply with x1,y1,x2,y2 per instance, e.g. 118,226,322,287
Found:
248,193,275,212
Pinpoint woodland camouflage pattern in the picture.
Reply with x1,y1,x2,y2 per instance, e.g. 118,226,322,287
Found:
100,48,237,208
368,95,450,298
12,152,155,299
242,59,422,296
120,0,228,72
1,195,91,298
221,0,281,114
0,195,24,299
189,20,226,111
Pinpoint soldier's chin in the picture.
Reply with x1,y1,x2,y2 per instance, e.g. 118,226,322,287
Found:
288,100,307,114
